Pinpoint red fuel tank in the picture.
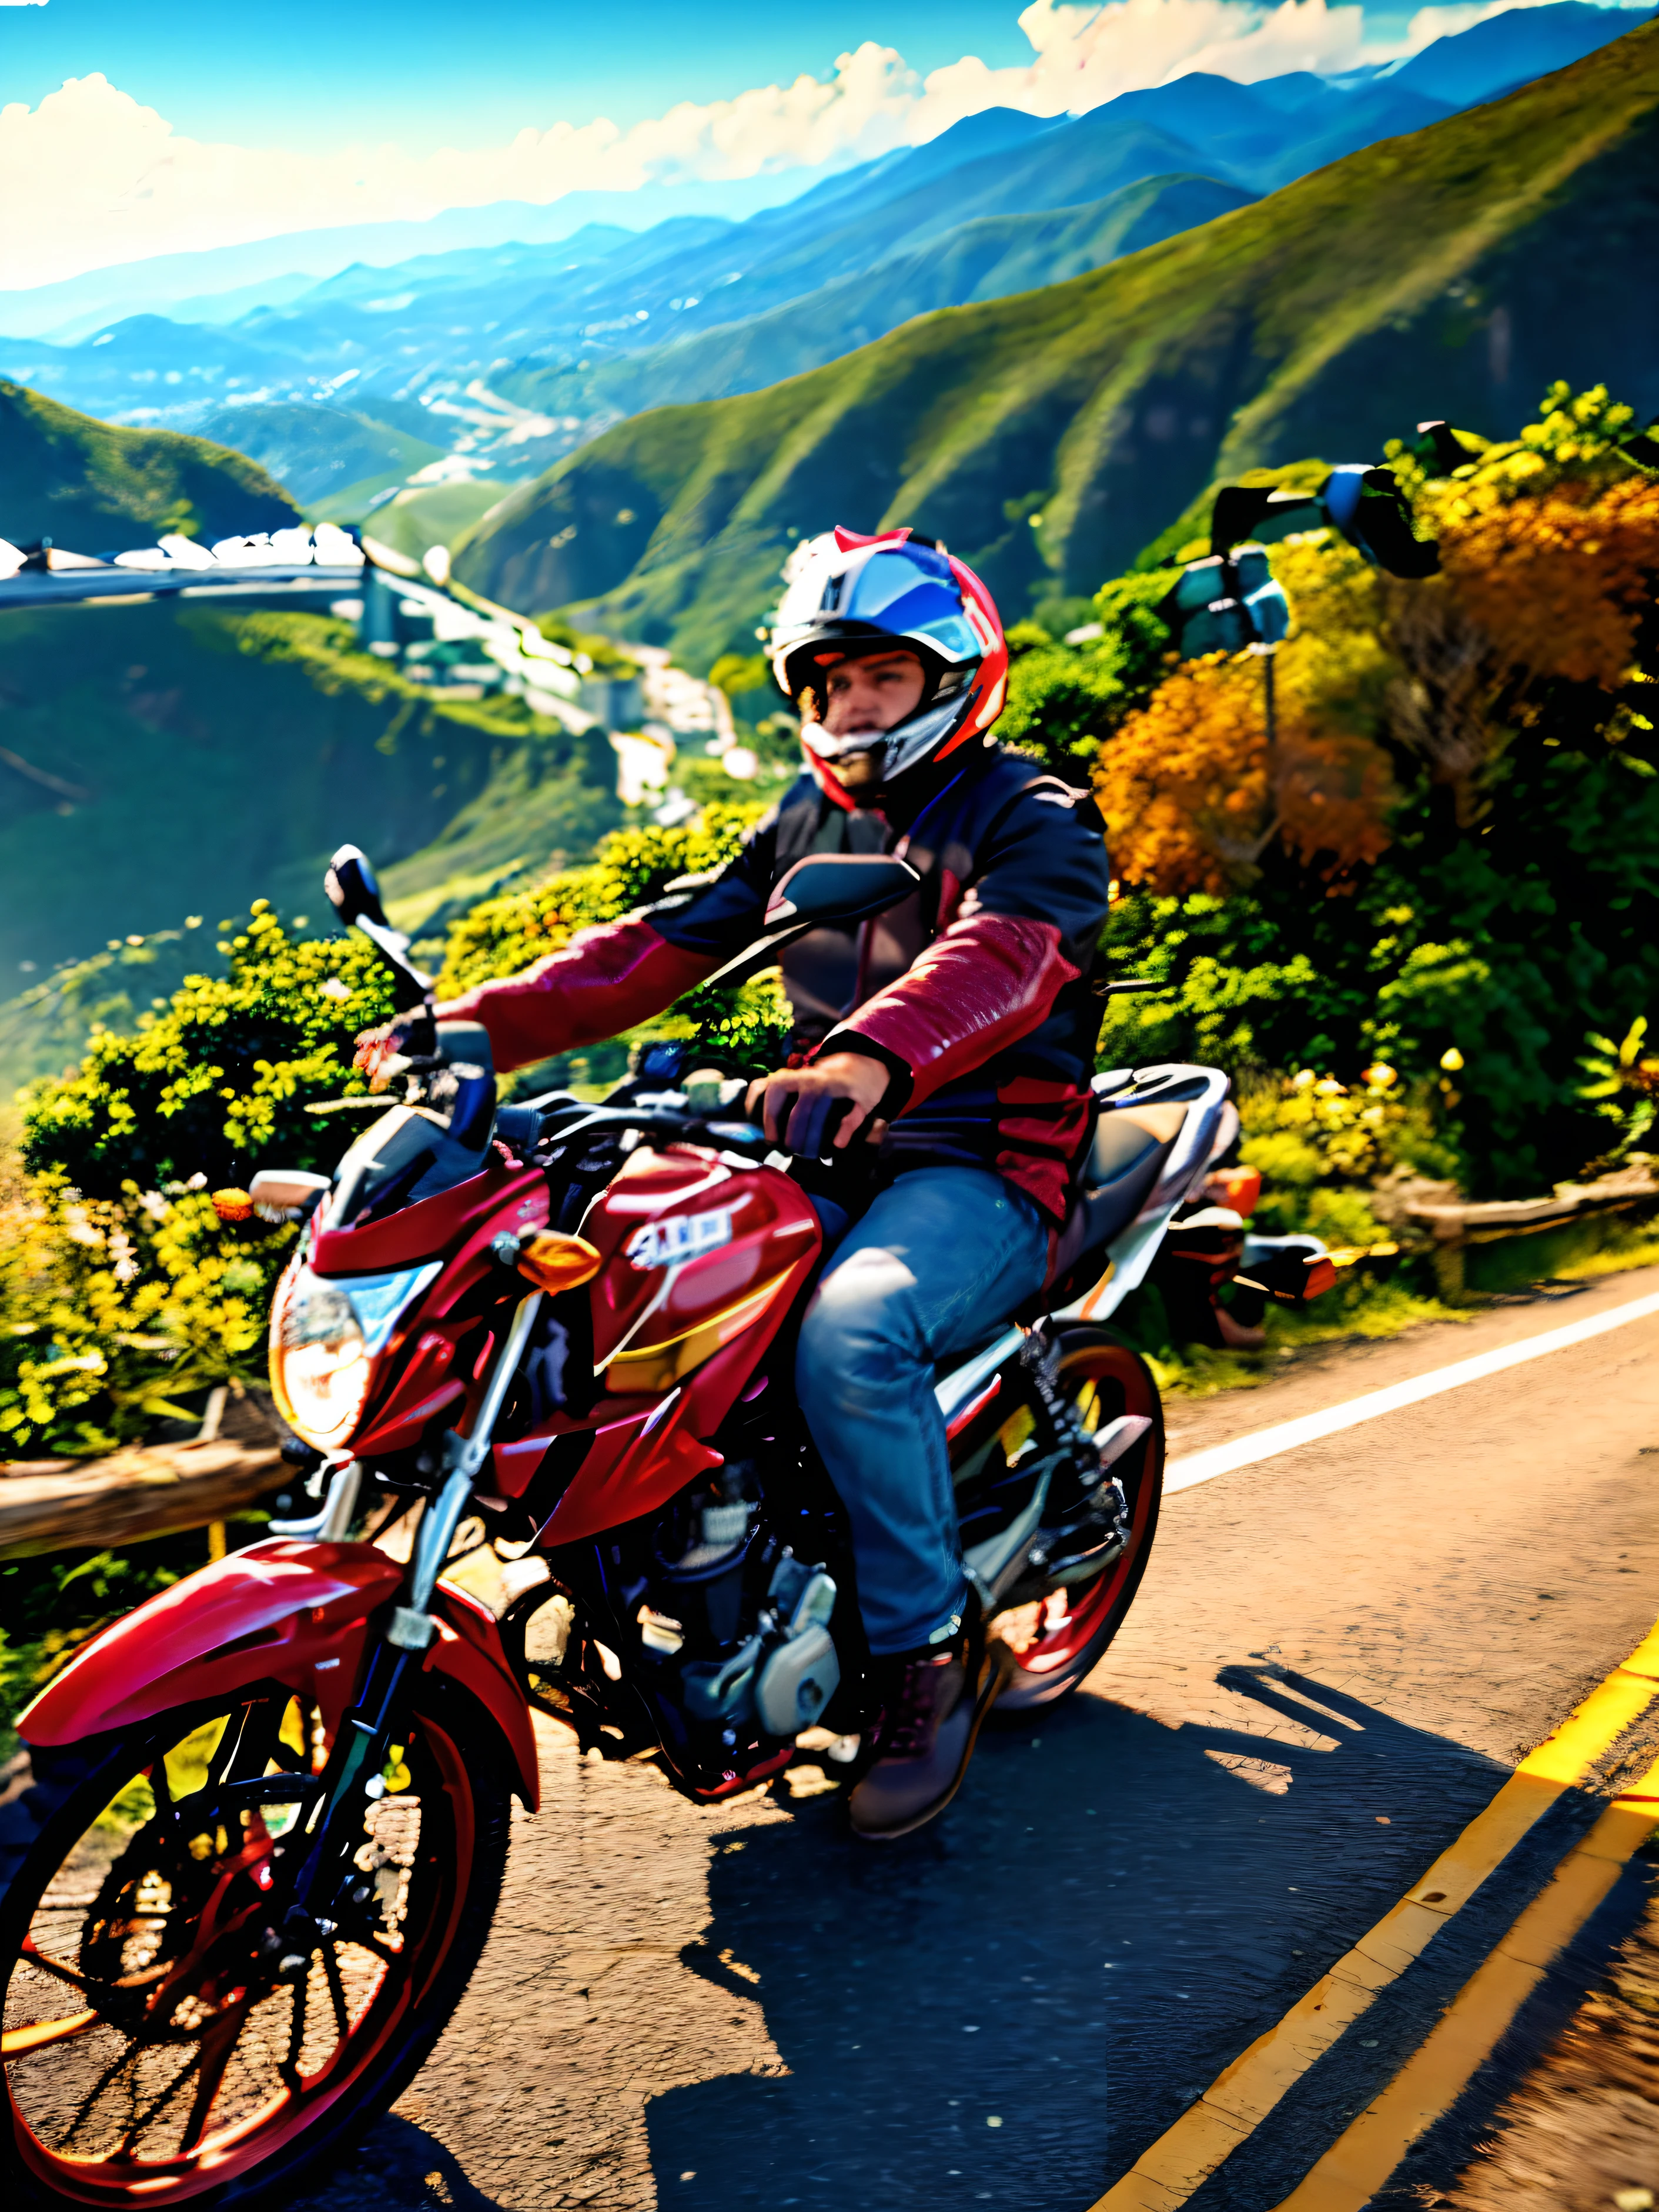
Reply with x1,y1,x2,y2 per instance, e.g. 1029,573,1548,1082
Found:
581,1145,821,1396
523,1146,822,1545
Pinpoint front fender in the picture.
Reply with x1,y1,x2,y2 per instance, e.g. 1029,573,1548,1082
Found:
18,1538,540,1809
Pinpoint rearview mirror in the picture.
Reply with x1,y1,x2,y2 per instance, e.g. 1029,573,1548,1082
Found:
325,844,390,931
323,840,433,1014
765,854,920,929
697,852,923,999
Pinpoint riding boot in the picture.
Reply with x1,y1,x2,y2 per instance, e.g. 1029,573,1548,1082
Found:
848,1632,1005,1841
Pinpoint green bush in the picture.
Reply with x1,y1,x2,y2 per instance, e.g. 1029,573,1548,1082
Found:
22,903,396,1199
6,904,401,1454
997,575,1172,781
438,802,768,997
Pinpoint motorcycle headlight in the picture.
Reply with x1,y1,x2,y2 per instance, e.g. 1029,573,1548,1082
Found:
270,1259,440,1451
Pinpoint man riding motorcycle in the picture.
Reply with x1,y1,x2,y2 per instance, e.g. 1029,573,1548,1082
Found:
358,526,1113,1838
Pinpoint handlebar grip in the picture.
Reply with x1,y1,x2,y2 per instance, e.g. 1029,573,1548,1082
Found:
399,1009,438,1059
777,1090,858,1159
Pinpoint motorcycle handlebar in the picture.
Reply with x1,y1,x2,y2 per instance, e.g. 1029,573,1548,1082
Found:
525,1097,867,1176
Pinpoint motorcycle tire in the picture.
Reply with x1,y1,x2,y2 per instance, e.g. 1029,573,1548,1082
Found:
1,1672,510,2210
991,1326,1165,1715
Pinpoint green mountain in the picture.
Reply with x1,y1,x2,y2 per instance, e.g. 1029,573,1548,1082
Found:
541,173,1256,423
0,598,618,1093
363,477,511,563
187,400,447,512
454,19,1659,666
0,380,299,551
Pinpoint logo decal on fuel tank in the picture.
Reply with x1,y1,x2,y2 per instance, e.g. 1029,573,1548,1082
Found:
626,1207,734,1270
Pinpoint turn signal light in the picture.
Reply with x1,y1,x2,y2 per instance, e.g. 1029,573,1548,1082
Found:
514,1232,603,1294
1211,1165,1262,1217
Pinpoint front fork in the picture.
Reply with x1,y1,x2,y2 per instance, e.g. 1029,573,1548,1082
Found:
279,1291,544,1939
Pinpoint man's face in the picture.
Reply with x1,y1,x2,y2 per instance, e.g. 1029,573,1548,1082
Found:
819,650,926,738
813,650,927,792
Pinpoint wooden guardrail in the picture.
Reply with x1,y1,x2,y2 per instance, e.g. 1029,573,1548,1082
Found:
1374,1163,1658,1298
0,1396,288,1561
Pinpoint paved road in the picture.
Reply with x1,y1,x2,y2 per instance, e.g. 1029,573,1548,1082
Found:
296,1265,1659,2212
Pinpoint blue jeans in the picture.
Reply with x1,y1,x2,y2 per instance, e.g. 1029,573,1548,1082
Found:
795,1167,1051,1657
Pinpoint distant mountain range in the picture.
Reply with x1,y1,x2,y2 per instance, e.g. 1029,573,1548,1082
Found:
449,17,1659,665
1,4,1644,526
0,173,820,344
1384,0,1649,102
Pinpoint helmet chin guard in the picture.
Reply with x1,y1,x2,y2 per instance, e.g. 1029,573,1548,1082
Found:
769,526,1008,795
800,681,976,788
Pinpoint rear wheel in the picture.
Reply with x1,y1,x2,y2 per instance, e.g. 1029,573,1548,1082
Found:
1,1676,509,2209
985,1327,1164,1712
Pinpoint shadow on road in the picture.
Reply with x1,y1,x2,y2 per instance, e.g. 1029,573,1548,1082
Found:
292,2111,509,2210
648,1666,1509,2212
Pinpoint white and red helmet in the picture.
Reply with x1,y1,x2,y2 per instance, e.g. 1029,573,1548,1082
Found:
768,526,1009,791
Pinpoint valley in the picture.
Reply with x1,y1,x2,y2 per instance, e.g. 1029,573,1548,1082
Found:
4,5,1643,547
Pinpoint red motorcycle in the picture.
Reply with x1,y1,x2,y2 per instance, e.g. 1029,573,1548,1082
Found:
2,843,1240,2208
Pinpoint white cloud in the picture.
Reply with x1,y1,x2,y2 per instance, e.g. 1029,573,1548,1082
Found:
911,0,1638,130
0,1,1641,289
918,0,1369,129
0,52,920,288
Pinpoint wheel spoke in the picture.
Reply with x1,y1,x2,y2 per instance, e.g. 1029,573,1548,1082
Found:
321,1940,352,2046
279,1962,308,2089
21,1932,118,1999
213,1773,325,1808
116,2036,212,2154
179,1997,255,2152
1,2008,101,2056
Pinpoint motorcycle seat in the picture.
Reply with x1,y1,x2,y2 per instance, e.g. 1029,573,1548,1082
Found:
1043,1102,1189,1296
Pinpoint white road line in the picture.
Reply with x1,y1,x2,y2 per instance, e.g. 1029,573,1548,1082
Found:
1165,1289,1659,1495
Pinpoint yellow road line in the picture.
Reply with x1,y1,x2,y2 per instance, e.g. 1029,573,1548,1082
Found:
1273,1745,1659,2211
1088,1617,1659,2212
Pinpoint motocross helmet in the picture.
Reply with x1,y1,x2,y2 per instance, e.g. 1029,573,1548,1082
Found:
768,526,1009,795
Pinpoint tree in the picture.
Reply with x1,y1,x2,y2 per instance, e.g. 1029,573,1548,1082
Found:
1091,383,1659,1194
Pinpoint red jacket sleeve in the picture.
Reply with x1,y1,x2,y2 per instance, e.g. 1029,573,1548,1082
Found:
820,911,1079,1112
436,919,717,1073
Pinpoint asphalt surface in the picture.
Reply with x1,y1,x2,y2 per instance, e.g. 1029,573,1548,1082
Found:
293,1264,1659,2212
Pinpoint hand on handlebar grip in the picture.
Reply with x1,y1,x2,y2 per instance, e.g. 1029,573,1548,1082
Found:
354,1016,417,1090
746,1051,892,1156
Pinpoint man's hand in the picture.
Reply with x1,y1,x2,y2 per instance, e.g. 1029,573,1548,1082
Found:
746,1050,891,1154
353,1017,416,1091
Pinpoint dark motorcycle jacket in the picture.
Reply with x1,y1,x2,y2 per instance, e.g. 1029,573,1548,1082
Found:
438,746,1114,1226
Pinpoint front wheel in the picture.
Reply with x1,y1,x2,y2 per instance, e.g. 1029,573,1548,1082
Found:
989,1327,1165,1713
1,1675,509,2209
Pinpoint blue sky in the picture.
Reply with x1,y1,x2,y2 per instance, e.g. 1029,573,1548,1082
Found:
3,1,1450,152
6,1,1043,152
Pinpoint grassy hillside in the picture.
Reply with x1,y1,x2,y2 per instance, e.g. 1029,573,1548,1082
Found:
454,19,1659,665
0,599,619,1090
0,381,299,551
188,400,446,510
551,173,1256,423
363,478,511,563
